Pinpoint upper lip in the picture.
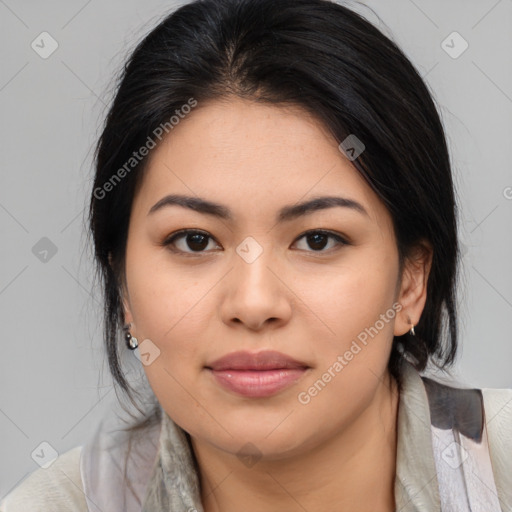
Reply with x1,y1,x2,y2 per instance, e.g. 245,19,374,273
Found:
206,350,309,371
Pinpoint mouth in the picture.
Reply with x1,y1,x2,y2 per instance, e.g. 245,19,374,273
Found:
205,350,310,398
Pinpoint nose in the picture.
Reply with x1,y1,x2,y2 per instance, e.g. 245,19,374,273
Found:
220,242,293,332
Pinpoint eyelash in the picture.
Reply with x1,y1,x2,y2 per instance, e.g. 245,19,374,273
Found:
161,229,349,256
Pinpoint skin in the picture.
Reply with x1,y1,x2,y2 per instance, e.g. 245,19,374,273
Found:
121,96,432,511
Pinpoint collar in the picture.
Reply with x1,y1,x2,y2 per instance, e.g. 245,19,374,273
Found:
394,360,441,511
142,409,203,511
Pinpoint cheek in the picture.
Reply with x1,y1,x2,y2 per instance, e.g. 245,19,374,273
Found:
293,262,399,427
125,236,202,336
125,257,209,427
127,270,208,371
124,244,227,401
298,249,399,346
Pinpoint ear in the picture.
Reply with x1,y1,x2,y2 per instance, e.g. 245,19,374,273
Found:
109,251,134,326
119,279,134,326
121,293,134,326
394,240,433,336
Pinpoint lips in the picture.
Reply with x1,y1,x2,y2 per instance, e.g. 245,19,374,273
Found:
206,350,309,371
206,350,309,398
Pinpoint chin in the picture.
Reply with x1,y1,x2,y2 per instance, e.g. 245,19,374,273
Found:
194,414,316,459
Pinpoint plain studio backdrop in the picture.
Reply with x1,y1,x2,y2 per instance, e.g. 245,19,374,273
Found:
0,0,511,499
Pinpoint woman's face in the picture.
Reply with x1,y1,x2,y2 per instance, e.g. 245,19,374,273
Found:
122,97,426,460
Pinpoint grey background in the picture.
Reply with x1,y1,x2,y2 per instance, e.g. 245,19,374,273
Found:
1,0,511,499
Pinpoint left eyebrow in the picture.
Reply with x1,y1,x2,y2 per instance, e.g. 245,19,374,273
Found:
147,194,369,222
277,195,369,221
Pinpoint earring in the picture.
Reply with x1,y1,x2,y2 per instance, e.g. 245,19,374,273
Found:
123,323,139,350
406,316,416,336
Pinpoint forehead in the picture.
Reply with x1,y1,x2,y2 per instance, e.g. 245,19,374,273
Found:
134,97,391,229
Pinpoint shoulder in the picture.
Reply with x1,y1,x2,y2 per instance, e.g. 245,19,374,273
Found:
420,374,512,508
481,386,512,448
481,386,512,505
0,446,87,512
482,386,512,419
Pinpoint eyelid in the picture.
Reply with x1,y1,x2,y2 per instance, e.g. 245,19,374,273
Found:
161,228,350,254
161,229,221,255
162,228,213,245
294,229,350,246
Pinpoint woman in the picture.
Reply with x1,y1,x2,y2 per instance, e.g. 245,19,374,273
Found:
2,0,511,510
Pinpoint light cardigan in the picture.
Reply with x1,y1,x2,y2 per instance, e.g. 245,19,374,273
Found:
1,361,511,511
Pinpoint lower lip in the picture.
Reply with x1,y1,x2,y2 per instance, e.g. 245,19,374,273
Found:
208,368,307,398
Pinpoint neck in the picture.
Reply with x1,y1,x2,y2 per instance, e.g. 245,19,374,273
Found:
192,372,399,512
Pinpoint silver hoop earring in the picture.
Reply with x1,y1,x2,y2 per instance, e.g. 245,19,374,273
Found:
409,324,416,336
123,323,138,350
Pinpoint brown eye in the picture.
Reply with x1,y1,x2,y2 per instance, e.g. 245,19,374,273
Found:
293,230,348,252
163,230,220,254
